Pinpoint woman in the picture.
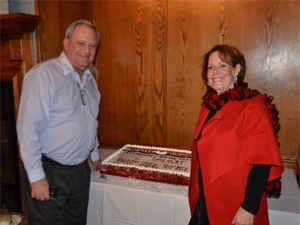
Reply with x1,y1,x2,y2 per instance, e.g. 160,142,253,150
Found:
188,45,284,225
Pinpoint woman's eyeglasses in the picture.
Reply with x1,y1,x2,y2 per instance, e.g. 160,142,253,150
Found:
77,83,87,105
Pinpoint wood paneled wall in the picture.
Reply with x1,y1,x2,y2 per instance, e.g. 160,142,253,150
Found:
37,1,299,175
36,0,93,62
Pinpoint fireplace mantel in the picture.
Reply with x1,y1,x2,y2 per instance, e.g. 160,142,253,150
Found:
0,13,40,40
0,13,40,81
0,12,40,110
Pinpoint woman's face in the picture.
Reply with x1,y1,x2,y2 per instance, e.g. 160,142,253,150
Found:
207,51,240,95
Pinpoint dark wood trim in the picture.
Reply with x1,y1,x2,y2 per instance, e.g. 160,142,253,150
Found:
281,155,299,184
281,155,298,164
0,61,23,81
0,13,40,40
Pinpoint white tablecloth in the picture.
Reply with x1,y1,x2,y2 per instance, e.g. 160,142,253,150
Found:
267,168,300,225
87,149,300,225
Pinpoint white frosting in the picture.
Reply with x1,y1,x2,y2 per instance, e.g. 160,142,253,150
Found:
102,144,191,177
126,144,192,154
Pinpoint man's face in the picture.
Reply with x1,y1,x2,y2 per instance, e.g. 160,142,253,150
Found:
63,25,98,76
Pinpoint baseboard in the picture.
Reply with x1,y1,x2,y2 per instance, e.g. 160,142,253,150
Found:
281,155,299,184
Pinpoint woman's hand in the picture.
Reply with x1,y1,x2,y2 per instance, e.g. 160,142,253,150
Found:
231,207,254,225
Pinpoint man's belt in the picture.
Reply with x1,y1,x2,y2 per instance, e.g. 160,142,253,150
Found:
41,154,87,167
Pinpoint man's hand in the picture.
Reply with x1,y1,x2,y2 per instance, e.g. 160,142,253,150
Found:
30,178,50,201
231,207,254,225
91,159,102,172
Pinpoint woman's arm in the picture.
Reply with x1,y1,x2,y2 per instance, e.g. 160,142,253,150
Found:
241,164,271,215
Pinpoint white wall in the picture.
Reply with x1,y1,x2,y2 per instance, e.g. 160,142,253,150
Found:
9,0,35,14
1,0,10,14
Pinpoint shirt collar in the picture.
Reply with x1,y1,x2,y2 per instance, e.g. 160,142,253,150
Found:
59,51,93,80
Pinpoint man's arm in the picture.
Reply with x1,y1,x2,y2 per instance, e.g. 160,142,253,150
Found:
17,67,50,199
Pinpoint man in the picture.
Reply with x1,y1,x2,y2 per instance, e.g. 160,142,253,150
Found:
17,19,102,225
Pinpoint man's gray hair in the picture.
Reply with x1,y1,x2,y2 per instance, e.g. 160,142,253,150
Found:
65,19,100,45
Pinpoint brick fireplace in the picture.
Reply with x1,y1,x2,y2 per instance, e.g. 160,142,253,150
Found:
0,13,40,213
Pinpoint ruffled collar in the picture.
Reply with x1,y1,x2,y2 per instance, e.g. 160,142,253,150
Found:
203,82,259,111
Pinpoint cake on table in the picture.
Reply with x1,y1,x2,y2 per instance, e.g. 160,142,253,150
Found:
100,144,192,185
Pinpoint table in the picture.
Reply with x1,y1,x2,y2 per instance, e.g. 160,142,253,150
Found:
87,149,300,225
267,168,300,225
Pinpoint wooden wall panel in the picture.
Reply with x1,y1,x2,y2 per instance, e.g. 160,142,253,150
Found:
93,1,137,146
240,1,300,158
94,0,168,147
167,1,209,149
37,0,300,174
37,0,93,62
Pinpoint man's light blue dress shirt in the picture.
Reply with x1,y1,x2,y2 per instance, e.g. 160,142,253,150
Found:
17,52,101,183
